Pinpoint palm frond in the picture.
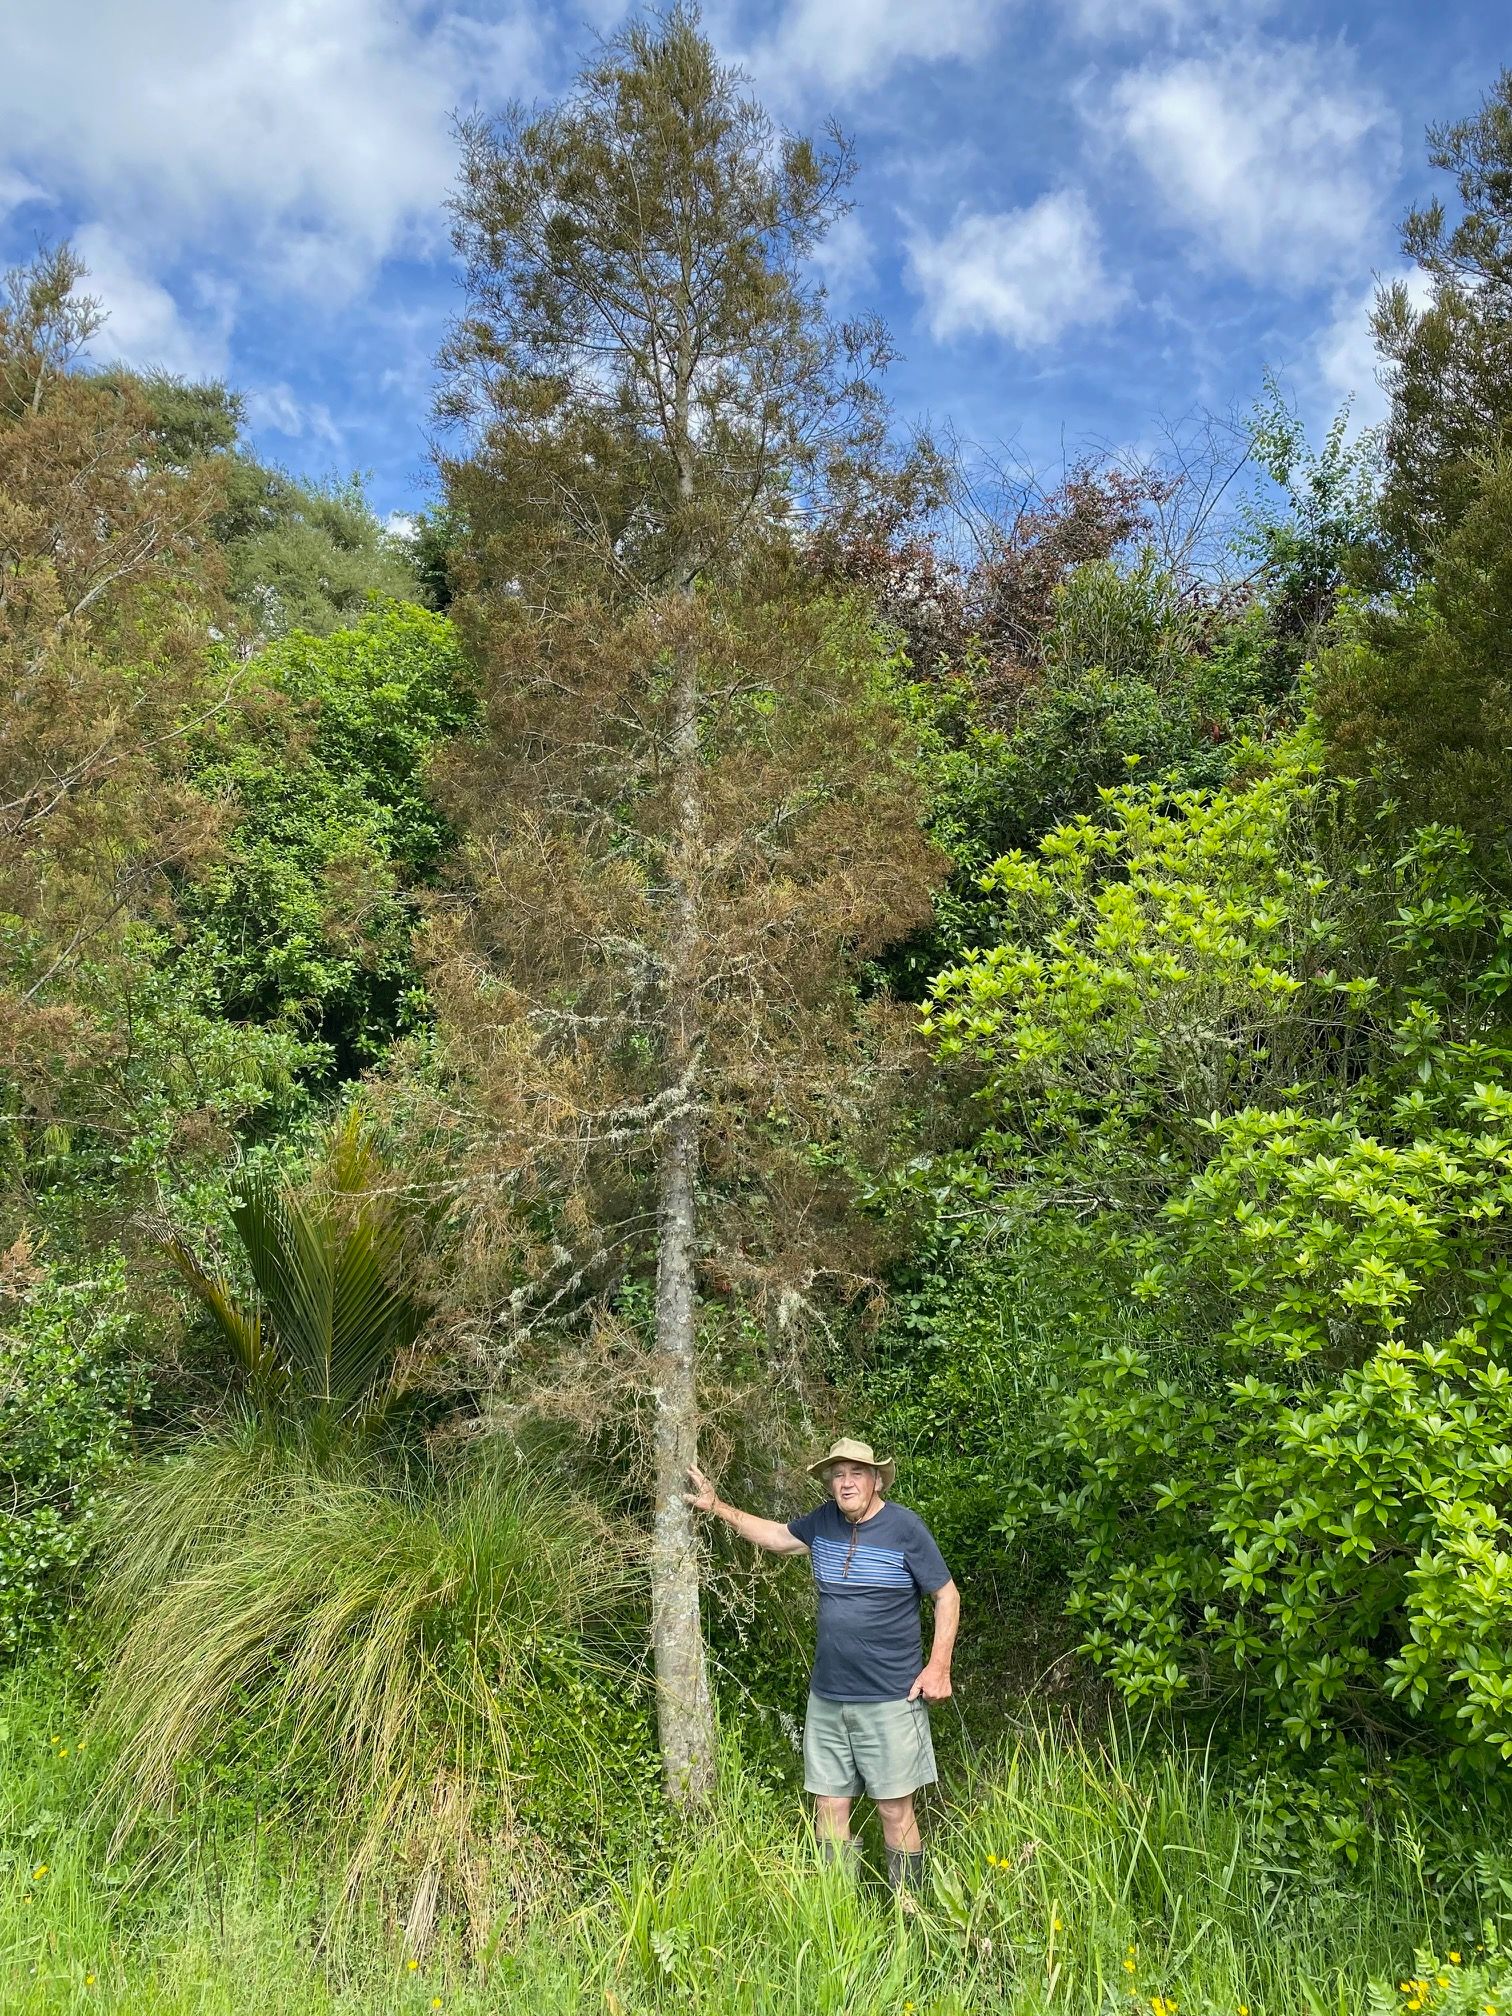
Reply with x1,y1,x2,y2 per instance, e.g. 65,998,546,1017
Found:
171,1108,428,1432
163,1236,284,1404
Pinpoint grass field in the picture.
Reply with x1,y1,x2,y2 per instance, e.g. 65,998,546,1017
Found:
2,1671,1507,2016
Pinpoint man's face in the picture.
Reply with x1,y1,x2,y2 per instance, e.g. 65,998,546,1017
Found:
828,1460,879,1521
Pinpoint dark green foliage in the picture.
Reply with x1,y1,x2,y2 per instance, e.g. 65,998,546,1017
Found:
0,1253,141,1655
126,370,420,637
1240,378,1387,635
218,466,419,639
181,602,472,1076
889,561,1282,989
1375,67,1512,563
1318,453,1512,849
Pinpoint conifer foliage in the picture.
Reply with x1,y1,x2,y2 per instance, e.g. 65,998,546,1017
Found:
429,6,939,1797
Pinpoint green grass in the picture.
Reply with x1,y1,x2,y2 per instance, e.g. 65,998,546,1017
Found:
3,1670,1509,2016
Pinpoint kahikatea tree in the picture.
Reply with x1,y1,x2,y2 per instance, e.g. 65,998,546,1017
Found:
1373,67,1512,565
430,6,939,1797
1317,75,1512,848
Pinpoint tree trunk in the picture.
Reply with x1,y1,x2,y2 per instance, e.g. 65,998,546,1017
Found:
649,620,716,1802
650,1093,714,1799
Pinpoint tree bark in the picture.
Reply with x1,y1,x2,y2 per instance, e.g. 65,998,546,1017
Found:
650,1091,714,1799
649,620,716,1802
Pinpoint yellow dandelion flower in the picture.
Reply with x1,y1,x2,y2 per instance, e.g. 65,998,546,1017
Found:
48,1736,59,1746
407,1959,419,1972
32,1865,47,1878
1125,1959,1138,1974
1239,2006,1249,2015
985,1854,998,1867
59,1747,69,1758
1439,1977,1451,1990
1053,1915,1064,1932
1450,1954,1461,1965
85,1975,96,1987
431,2001,442,2011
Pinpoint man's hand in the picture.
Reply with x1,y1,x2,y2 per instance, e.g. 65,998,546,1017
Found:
907,1662,953,1704
683,1463,717,1514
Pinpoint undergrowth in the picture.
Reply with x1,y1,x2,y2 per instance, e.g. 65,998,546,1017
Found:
3,1665,1510,2015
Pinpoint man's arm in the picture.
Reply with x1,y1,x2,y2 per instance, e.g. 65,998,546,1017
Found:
908,1579,960,1703
683,1464,808,1555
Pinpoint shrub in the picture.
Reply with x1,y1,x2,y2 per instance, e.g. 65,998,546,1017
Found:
0,1251,141,1656
923,742,1512,1760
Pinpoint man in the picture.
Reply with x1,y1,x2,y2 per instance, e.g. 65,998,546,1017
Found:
684,1436,958,1892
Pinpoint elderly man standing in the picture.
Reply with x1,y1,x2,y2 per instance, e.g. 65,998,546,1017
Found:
685,1436,959,1892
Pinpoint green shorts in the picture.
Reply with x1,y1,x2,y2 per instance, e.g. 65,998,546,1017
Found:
802,1691,937,1800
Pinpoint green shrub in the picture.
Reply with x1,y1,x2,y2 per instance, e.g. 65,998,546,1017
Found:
0,1255,141,1656
923,740,1512,1760
181,602,474,1076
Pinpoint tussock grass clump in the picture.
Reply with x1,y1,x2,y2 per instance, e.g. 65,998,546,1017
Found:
88,1426,638,1939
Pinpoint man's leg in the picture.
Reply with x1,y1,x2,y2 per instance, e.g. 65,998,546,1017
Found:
874,1793,920,1852
814,1794,855,1864
803,1697,862,1869
876,1794,925,1893
815,1794,853,1842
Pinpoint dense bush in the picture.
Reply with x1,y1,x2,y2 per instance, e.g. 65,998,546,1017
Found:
182,602,473,1075
0,1255,141,1655
923,743,1512,1758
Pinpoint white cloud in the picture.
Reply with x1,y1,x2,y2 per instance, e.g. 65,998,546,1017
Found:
247,382,344,450
751,0,1004,94
813,212,877,305
0,168,46,221
0,0,546,300
907,190,1126,348
1312,268,1432,428
1067,0,1273,31
1106,40,1399,288
74,223,236,379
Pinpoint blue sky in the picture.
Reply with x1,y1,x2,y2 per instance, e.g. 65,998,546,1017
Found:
2,1,1503,526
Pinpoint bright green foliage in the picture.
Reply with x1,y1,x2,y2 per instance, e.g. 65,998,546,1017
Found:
924,742,1512,1759
923,739,1342,1165
0,1257,141,1655
182,602,471,1075
168,1112,427,1440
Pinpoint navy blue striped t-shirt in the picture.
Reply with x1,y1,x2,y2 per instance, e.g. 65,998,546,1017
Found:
786,1499,951,1703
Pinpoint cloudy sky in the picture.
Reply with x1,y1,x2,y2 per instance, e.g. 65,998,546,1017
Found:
2,0,1501,522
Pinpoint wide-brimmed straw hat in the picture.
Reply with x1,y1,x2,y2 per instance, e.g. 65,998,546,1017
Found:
806,1437,895,1491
